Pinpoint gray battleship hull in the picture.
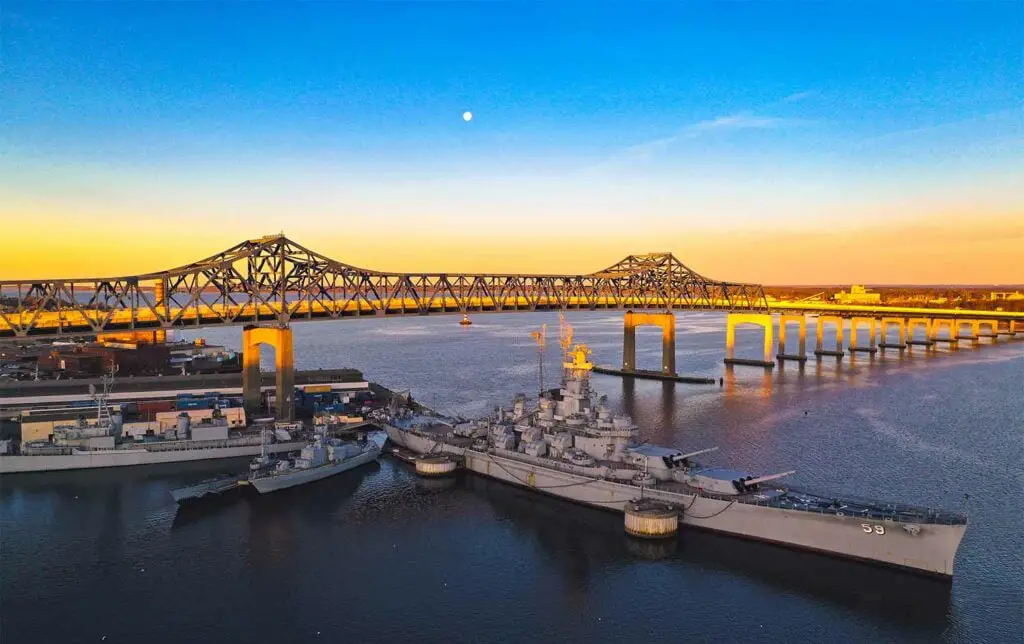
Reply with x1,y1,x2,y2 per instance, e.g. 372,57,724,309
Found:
384,424,966,577
0,441,306,474
249,442,383,494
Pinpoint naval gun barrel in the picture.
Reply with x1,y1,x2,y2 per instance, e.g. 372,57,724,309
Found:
672,447,719,462
744,470,796,487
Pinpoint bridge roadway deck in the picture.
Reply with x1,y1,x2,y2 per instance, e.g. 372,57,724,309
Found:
0,297,749,338
767,301,1024,319
1,298,1020,339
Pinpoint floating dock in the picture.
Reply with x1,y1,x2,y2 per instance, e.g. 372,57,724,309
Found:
171,475,245,503
592,365,716,384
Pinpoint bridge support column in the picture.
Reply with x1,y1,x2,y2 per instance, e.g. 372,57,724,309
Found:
814,315,845,357
724,313,774,368
849,317,878,354
879,317,907,351
622,311,676,375
906,318,934,349
153,278,169,342
930,318,958,349
977,320,998,340
956,320,982,345
776,314,808,362
997,320,1018,337
242,324,295,421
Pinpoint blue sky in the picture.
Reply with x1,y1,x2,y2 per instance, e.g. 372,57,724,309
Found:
1,2,1022,282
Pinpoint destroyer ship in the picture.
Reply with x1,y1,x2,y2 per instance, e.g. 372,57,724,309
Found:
247,427,387,493
376,344,968,578
0,374,305,474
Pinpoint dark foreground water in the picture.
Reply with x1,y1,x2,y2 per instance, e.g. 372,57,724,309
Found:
2,312,1022,643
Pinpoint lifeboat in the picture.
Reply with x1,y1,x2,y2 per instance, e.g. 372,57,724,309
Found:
459,315,472,326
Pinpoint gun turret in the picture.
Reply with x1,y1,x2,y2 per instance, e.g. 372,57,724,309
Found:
730,470,795,494
673,446,719,462
744,470,796,487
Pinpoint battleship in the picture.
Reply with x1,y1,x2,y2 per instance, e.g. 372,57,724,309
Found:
247,427,387,494
0,373,305,474
376,344,969,578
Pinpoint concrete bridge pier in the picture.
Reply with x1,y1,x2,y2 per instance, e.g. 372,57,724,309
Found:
974,320,999,342
956,320,982,346
849,316,878,354
997,320,1018,337
776,314,808,362
622,310,676,375
724,313,775,368
878,317,907,351
930,319,959,349
152,278,169,343
242,324,295,421
906,317,935,350
814,315,845,358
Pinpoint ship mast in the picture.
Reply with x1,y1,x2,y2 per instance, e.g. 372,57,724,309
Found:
558,312,573,385
89,365,117,426
530,323,546,396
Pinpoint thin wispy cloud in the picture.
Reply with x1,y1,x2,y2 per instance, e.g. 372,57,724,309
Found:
687,112,787,133
780,90,816,104
854,109,1022,147
581,111,797,173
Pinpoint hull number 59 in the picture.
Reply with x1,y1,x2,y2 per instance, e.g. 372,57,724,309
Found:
861,524,885,534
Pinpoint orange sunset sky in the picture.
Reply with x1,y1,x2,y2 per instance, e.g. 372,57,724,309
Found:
1,4,1022,285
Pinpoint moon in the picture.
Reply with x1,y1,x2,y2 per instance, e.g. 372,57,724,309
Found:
463,111,473,122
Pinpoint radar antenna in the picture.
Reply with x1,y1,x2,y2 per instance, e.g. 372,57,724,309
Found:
563,343,593,381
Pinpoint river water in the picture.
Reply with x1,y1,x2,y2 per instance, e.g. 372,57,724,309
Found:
2,312,1022,643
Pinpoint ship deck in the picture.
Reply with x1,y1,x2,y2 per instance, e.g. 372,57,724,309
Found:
387,417,968,527
654,481,967,525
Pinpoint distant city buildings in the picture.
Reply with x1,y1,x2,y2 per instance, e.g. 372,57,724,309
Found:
832,285,881,305
989,291,1024,301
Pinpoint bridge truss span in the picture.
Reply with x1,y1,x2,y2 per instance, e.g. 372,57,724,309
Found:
0,235,768,338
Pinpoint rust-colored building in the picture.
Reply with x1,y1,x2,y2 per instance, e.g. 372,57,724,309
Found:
39,344,171,378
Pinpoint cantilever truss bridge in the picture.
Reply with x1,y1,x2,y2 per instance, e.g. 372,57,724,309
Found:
0,235,768,339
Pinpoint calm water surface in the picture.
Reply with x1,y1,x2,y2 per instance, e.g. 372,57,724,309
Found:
2,312,1022,643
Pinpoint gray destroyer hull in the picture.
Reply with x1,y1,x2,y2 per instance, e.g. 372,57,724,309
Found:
384,424,965,577
249,443,382,494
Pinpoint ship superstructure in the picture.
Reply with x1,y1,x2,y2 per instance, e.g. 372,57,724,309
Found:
377,343,968,578
248,427,386,493
0,371,305,473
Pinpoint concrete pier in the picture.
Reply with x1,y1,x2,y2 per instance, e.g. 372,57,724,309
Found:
849,317,878,354
724,313,775,368
622,311,676,375
777,314,808,362
592,365,715,384
242,324,295,421
717,312,1017,370
814,315,845,358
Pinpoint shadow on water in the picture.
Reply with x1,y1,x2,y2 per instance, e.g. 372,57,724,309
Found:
462,473,951,635
171,461,380,530
0,457,254,498
413,475,459,494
